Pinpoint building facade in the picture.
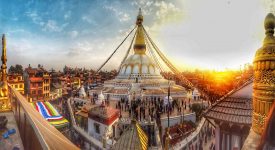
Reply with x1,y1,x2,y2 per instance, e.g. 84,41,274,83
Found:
24,66,51,101
88,105,120,142
43,72,50,98
204,78,252,150
50,83,62,99
7,74,24,95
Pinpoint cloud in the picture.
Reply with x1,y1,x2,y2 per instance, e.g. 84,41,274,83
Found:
120,13,130,22
7,29,30,36
81,15,98,25
130,0,154,15
6,0,268,70
25,11,45,26
25,11,68,32
67,41,94,57
68,30,78,38
144,1,184,35
104,6,130,22
154,1,182,23
8,39,33,54
11,17,18,21
42,20,68,32
64,10,71,20
146,1,153,7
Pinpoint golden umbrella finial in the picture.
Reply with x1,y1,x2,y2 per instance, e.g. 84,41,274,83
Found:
136,8,143,25
252,12,275,134
134,8,146,54
263,12,275,45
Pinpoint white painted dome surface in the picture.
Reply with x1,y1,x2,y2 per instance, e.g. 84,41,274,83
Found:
96,91,105,105
118,54,162,79
120,54,158,75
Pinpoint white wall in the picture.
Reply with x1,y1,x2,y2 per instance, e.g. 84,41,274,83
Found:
88,118,118,141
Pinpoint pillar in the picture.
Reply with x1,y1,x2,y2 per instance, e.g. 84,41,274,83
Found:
215,126,220,150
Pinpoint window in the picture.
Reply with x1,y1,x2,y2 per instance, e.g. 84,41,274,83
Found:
15,85,18,88
19,84,23,88
38,90,42,94
94,123,100,134
32,91,36,95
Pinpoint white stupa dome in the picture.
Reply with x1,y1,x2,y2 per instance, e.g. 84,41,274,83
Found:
119,54,160,76
79,85,86,97
96,91,105,105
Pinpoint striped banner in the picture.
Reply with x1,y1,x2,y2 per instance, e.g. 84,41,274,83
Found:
31,101,69,128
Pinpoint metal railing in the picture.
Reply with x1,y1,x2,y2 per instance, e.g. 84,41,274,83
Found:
172,117,208,150
9,85,79,150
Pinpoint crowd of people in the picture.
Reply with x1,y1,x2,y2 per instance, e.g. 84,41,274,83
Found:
115,96,193,122
186,123,215,150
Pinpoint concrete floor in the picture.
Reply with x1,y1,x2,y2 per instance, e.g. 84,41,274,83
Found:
0,111,24,150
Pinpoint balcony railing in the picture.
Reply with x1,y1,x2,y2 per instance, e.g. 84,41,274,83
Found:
8,85,79,150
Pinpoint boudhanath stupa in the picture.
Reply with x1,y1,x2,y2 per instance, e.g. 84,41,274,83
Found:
92,9,187,101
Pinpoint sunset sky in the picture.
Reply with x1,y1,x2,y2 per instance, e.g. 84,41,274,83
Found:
0,0,273,71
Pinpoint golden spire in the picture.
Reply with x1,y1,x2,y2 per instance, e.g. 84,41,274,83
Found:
252,12,275,134
134,8,146,54
263,13,275,45
1,34,7,82
0,34,10,112
136,8,143,25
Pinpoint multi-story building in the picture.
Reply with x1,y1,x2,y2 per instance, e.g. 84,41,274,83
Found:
24,65,51,101
43,71,50,98
50,83,62,99
7,74,24,95
29,77,44,101
58,76,69,96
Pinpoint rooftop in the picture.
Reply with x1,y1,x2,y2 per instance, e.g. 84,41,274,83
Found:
29,77,43,82
89,105,120,120
204,78,253,125
112,120,148,150
204,97,252,125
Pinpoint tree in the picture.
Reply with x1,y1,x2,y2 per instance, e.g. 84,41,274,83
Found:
8,65,15,74
190,103,205,120
8,64,23,74
15,64,23,74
